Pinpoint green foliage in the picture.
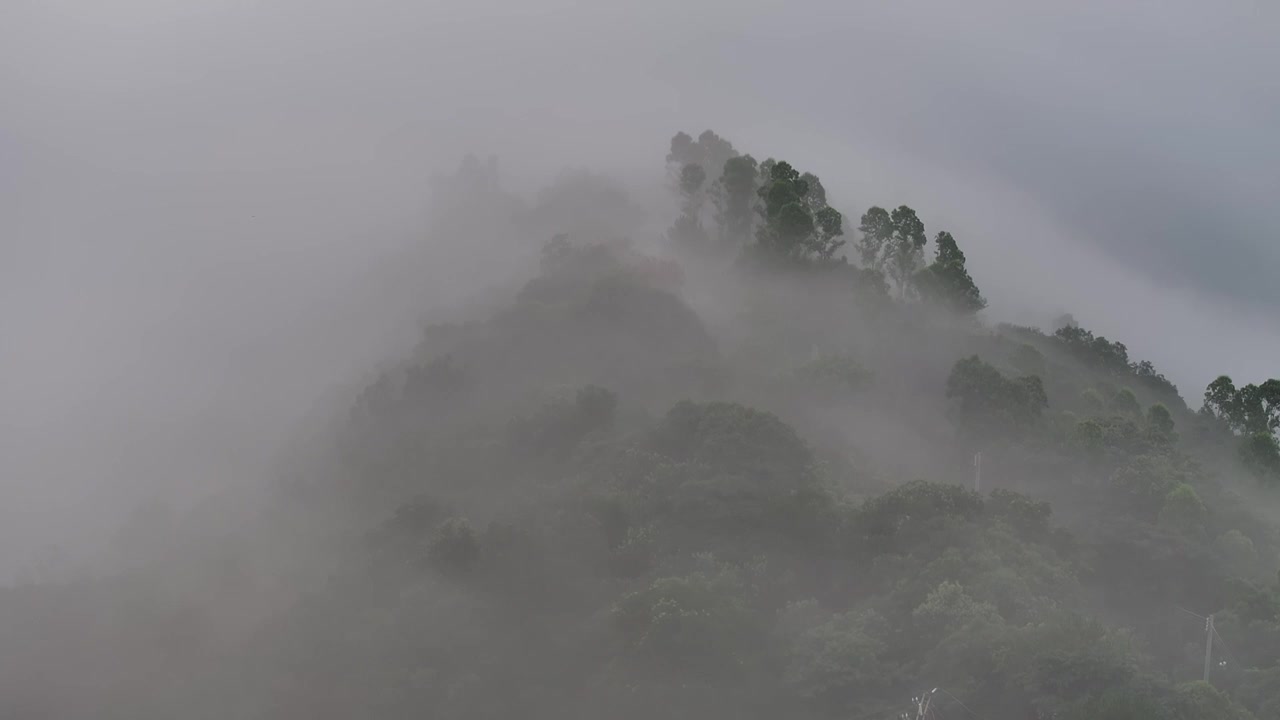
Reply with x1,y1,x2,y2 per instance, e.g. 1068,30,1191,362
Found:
1071,688,1166,720
1080,387,1106,413
915,231,986,313
1215,529,1257,572
639,401,831,543
1001,613,1143,717
613,566,759,680
1054,325,1131,374
912,580,1001,640
508,384,618,458
1133,360,1185,409
668,163,711,247
858,205,928,297
986,488,1052,537
1170,680,1256,720
1010,343,1046,377
1112,387,1141,417
783,609,892,710
1239,432,1280,482
1074,415,1152,459
1238,664,1280,719
752,160,845,261
1159,483,1207,534
717,154,759,244
855,480,984,551
791,353,873,394
668,129,738,178
679,162,706,198
1204,376,1280,482
1110,454,1195,519
1203,376,1280,436
946,356,1048,441
1147,402,1178,442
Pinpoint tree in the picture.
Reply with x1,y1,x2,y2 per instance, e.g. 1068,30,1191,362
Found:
679,163,707,207
855,480,984,552
915,231,986,312
1238,665,1280,719
1202,376,1280,482
1240,432,1280,483
613,567,759,680
668,163,710,247
716,154,759,245
913,581,1001,642
1159,484,1207,534
792,353,873,394
856,206,892,268
813,206,846,259
783,609,891,710
1170,680,1255,720
986,488,1052,537
885,206,927,294
1111,388,1141,418
1241,379,1280,434
1073,689,1166,720
1146,403,1177,442
667,129,737,178
1010,344,1046,377
1110,454,1191,519
752,160,845,262
946,356,1048,441
857,205,928,298
1203,375,1240,423
1054,325,1130,374
1199,374,1280,435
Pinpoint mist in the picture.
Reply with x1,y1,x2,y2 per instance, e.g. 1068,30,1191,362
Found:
3,1,1280,718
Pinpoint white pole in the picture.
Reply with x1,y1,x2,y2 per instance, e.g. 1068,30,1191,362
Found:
1203,615,1215,682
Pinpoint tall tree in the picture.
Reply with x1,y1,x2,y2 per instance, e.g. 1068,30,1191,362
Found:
667,129,737,180
1203,376,1280,435
858,205,927,298
668,163,709,247
914,231,986,312
753,160,844,262
716,154,759,246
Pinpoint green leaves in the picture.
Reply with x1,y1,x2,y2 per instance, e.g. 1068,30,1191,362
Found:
1240,432,1280,483
752,159,845,262
1203,375,1280,482
946,356,1048,442
857,205,929,297
783,608,892,710
718,154,759,245
613,566,760,680
915,230,987,313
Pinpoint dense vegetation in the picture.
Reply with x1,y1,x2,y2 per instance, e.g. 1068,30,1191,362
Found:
2,130,1278,719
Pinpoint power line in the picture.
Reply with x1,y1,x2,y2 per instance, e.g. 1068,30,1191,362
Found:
1174,605,1207,621
1211,625,1241,670
934,687,984,720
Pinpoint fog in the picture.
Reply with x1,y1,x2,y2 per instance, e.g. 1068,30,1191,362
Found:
2,1,1279,717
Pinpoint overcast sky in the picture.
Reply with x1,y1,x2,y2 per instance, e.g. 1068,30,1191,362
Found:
2,0,1278,572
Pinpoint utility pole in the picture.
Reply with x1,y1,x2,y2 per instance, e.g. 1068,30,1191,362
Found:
909,688,937,720
1203,614,1215,682
973,452,982,494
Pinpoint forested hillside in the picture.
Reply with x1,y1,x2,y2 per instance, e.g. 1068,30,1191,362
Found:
2,131,1278,720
